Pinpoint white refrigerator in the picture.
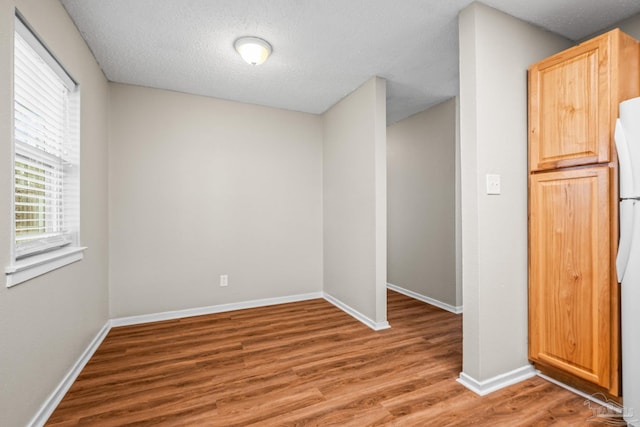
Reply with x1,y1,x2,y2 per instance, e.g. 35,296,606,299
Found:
615,96,640,426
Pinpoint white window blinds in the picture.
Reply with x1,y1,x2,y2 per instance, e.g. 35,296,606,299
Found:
13,16,80,260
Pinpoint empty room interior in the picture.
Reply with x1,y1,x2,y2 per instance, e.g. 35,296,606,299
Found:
2,0,640,425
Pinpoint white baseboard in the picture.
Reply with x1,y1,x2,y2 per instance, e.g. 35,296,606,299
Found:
323,292,390,331
110,292,323,327
457,364,536,396
111,291,393,333
387,283,462,314
28,321,111,427
536,372,624,415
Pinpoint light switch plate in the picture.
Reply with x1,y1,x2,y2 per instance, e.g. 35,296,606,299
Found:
486,174,501,195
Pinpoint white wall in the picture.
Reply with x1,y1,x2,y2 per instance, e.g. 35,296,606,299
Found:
322,77,388,326
0,1,110,426
616,13,640,40
455,97,463,306
108,83,323,318
387,98,458,307
458,2,571,382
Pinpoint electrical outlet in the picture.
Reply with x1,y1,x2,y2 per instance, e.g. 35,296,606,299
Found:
486,174,501,195
220,274,228,287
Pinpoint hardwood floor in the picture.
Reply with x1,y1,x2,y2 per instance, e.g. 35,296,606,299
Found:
47,291,608,426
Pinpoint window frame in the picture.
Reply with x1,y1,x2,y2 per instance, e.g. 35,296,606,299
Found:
5,14,86,288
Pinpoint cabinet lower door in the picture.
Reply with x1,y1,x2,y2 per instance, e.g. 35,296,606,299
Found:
529,166,612,389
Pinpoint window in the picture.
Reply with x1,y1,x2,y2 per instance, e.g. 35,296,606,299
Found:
5,15,83,287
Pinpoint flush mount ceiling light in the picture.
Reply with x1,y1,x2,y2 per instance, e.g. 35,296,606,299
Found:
234,36,272,65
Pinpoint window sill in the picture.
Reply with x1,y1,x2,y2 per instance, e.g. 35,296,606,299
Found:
5,246,87,288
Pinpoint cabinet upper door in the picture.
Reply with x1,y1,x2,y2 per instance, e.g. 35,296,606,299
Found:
529,166,612,388
529,34,610,171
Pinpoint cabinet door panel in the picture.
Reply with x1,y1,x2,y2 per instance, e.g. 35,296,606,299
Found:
529,36,610,171
529,167,610,388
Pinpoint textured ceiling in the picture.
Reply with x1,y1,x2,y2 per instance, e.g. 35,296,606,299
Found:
60,0,640,124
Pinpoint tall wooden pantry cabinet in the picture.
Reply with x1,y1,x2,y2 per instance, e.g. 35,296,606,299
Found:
528,29,640,397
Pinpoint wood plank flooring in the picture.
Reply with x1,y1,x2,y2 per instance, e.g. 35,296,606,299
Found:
46,291,609,426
